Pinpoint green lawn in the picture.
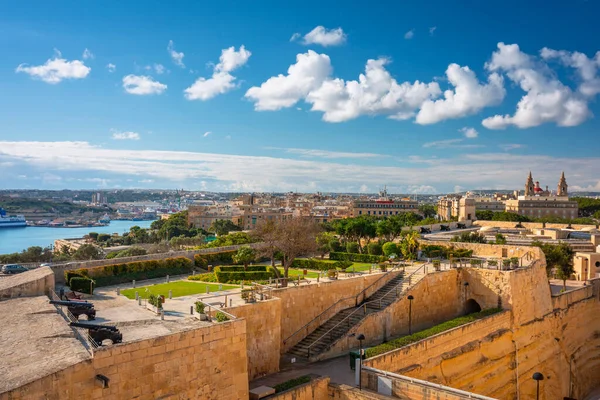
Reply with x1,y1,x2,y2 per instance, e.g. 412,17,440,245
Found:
277,268,320,279
121,281,237,299
294,258,377,273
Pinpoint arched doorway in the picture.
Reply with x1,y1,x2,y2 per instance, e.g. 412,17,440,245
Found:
465,299,482,314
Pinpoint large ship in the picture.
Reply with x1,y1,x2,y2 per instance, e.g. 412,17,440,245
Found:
0,208,27,228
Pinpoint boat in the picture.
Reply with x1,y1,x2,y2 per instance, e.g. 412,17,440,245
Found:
99,213,111,224
0,208,27,228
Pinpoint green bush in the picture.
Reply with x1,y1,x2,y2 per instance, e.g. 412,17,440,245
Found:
367,242,383,255
194,251,236,268
291,258,354,271
329,252,387,263
64,270,87,284
214,270,274,283
448,248,474,258
488,260,498,267
216,265,267,272
346,242,360,254
382,242,399,257
366,308,502,358
215,311,230,322
148,293,163,309
195,301,205,314
329,239,343,252
188,272,218,282
421,245,448,259
68,256,194,287
274,375,312,393
69,277,95,294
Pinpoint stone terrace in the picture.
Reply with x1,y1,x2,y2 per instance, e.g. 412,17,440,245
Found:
0,296,91,394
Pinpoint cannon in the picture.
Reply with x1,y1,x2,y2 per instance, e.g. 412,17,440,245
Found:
440,225,450,231
420,227,431,234
457,223,466,229
69,322,123,346
49,300,96,320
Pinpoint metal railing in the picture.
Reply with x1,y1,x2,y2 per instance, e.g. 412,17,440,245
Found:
282,263,405,349
305,263,429,358
49,290,98,354
354,262,408,305
444,256,536,271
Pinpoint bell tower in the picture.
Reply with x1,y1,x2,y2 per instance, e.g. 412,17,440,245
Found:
557,171,568,197
525,171,535,196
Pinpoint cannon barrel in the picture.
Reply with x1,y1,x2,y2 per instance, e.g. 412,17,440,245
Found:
50,300,94,308
69,322,119,332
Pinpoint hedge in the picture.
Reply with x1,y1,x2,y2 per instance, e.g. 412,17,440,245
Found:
64,270,88,284
215,270,274,283
449,249,474,258
365,308,502,358
291,258,352,271
329,252,387,263
67,257,194,287
70,277,95,294
215,265,268,272
274,375,312,393
194,251,236,268
188,272,218,282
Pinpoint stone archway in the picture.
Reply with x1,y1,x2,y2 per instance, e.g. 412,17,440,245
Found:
465,298,482,314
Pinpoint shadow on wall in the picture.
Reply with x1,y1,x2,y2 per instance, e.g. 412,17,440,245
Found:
465,299,482,314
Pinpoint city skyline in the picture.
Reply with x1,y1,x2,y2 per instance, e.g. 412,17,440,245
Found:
1,0,600,192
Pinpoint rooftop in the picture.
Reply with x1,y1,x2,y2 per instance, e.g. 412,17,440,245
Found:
0,296,91,394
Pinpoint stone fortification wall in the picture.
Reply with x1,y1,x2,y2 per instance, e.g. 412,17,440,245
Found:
474,220,598,230
1,319,249,400
267,376,330,400
424,240,544,260
228,298,281,380
0,266,54,299
277,271,402,352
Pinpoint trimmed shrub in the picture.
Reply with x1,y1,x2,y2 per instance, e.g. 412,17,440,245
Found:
195,301,205,314
448,248,474,258
366,308,502,358
329,239,343,252
194,251,236,268
68,256,194,287
382,242,399,257
367,242,383,256
64,270,87,284
346,242,360,254
216,265,267,272
188,272,218,282
329,252,387,263
215,311,230,322
291,258,354,271
214,270,274,283
421,245,448,259
274,375,312,393
70,277,95,294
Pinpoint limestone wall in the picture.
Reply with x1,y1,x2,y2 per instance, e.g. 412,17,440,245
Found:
328,383,398,399
424,240,544,260
267,376,329,400
228,298,282,380
474,220,598,230
2,320,250,400
277,271,401,352
0,266,54,299
317,270,465,361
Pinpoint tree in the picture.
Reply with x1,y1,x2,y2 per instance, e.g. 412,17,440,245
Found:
72,244,103,260
367,242,383,255
418,204,437,219
97,233,111,243
400,231,419,260
255,217,320,280
533,241,575,289
346,242,360,254
253,220,279,267
476,210,494,221
316,232,336,258
495,233,507,245
451,232,487,243
328,238,343,253
209,219,242,236
88,232,99,241
233,246,257,271
382,242,399,257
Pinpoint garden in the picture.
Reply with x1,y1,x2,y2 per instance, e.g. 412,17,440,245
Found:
120,281,236,299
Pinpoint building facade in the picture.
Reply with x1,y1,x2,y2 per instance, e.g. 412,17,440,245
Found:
436,196,475,221
505,172,578,219
351,189,419,217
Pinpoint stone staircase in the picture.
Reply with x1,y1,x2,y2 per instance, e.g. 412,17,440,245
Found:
286,265,426,360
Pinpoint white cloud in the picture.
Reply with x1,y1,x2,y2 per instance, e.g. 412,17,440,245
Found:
106,63,116,73
459,127,478,139
111,130,140,140
145,64,165,74
269,147,388,159
245,50,333,110
404,30,414,39
16,53,91,84
122,74,167,95
216,45,251,73
422,139,483,149
82,48,94,60
482,43,592,129
429,27,437,36
415,64,505,124
359,184,369,193
167,40,185,68
407,185,437,194
185,46,251,101
540,47,600,97
454,185,465,193
203,131,212,137
499,143,524,151
246,52,440,121
1,141,599,192
296,26,347,47
225,135,231,140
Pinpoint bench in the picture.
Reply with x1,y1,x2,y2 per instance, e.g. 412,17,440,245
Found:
207,301,225,309
65,291,83,300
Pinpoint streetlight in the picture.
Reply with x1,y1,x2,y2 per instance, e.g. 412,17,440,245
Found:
357,333,365,390
532,372,544,400
407,295,414,335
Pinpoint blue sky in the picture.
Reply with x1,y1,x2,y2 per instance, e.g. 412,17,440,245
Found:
1,0,599,193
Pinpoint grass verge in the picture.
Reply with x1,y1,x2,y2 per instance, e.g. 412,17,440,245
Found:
121,281,236,299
